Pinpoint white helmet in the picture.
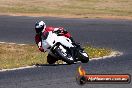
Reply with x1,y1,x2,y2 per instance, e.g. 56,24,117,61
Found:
35,21,46,34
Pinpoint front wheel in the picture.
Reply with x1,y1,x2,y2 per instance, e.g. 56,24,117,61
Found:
78,50,89,63
54,45,75,64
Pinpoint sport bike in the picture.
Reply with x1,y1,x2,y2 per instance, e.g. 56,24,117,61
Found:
42,31,89,64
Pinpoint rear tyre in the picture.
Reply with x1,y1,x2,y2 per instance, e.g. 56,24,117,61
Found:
55,45,74,64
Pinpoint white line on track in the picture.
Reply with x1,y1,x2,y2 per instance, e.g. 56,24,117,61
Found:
0,42,26,46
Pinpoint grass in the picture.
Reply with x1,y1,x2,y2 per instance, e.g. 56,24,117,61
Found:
0,43,112,69
0,0,132,19
84,45,111,59
0,43,48,69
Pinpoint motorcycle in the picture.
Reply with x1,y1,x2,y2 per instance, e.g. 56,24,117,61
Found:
42,30,89,64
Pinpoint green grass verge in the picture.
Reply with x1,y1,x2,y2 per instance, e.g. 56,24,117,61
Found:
0,0,132,18
0,43,112,69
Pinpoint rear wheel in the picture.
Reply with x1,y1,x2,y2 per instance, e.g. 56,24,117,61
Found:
55,45,74,64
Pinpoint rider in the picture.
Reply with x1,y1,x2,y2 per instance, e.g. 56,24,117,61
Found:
35,21,75,64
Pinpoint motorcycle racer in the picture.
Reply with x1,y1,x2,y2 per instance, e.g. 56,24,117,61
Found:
34,21,74,64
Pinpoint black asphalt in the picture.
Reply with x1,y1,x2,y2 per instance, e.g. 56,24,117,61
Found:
0,15,132,88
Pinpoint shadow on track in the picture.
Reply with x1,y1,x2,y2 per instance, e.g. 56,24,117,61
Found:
35,63,77,67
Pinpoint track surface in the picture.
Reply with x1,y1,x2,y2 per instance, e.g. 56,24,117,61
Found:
0,16,132,88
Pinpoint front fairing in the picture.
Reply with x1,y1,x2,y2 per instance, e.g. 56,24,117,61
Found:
42,31,57,52
42,31,73,52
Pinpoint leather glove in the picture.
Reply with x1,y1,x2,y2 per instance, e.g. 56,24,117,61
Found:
53,30,63,35
63,30,68,34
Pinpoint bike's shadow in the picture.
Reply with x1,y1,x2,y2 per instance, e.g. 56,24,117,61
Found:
35,63,77,67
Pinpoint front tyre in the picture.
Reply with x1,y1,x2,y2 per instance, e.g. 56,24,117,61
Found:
78,50,89,63
54,45,74,64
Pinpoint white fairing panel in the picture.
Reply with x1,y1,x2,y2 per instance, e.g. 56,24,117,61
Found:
56,36,73,48
81,52,88,57
42,31,73,52
42,32,55,52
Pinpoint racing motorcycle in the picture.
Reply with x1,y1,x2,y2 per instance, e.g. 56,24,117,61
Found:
42,30,89,64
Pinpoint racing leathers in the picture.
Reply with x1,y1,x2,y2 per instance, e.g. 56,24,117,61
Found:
35,26,72,52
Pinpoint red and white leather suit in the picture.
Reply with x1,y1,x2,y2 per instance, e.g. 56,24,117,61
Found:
35,26,71,52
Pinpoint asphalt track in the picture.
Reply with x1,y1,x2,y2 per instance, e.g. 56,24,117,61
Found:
0,15,132,88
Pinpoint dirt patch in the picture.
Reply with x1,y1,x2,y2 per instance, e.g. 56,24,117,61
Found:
0,0,132,20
